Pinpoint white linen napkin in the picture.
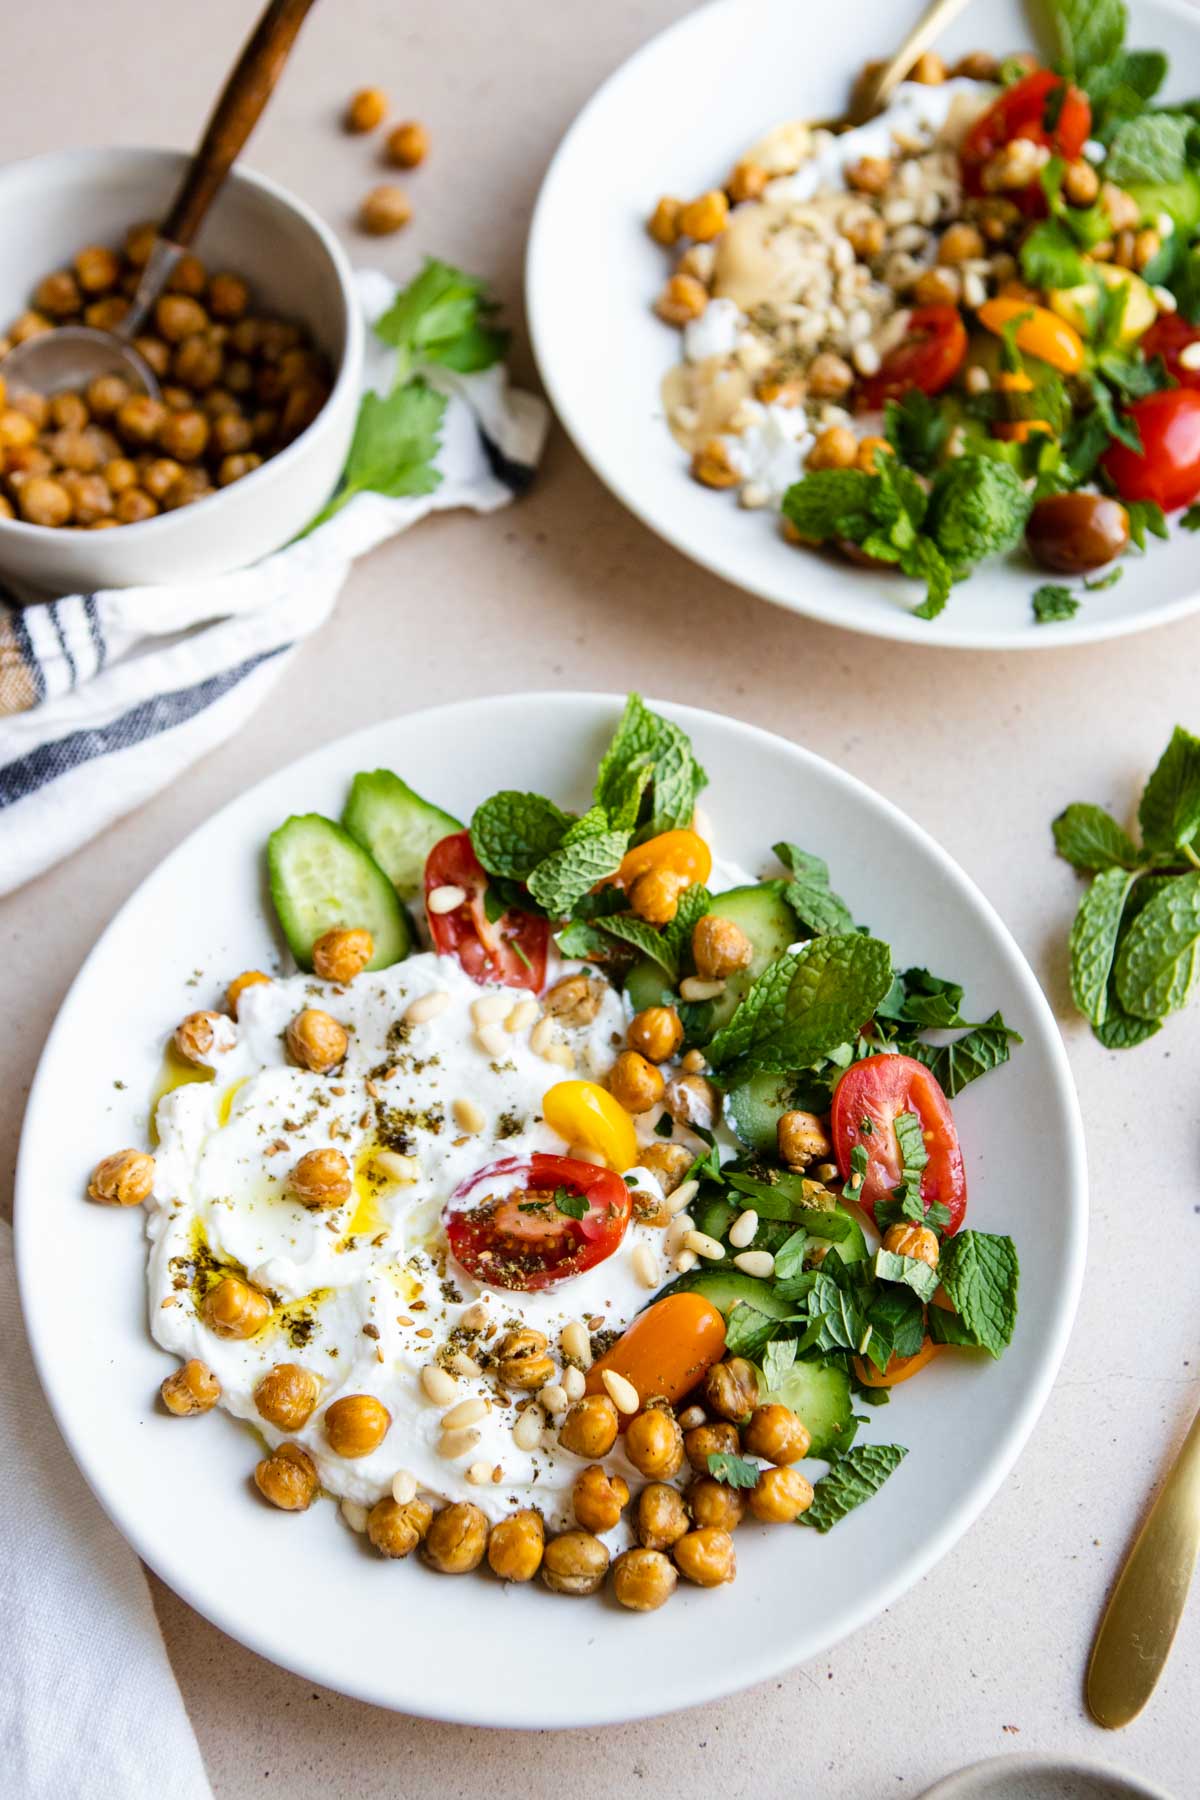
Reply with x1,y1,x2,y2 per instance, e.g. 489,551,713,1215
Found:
0,1220,213,1800
0,269,548,896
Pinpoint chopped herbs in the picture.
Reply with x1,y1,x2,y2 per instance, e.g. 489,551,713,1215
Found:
799,1445,908,1531
706,1451,761,1489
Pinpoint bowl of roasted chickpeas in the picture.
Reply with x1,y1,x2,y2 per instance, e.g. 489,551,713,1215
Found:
0,146,364,593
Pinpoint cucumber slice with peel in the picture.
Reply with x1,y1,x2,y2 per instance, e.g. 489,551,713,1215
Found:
342,770,462,901
760,1359,856,1459
268,814,412,971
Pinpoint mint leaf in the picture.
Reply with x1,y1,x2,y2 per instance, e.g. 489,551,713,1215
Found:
470,791,570,879
1138,726,1200,852
1020,219,1090,292
1093,1001,1163,1048
594,911,678,978
373,257,509,384
1106,112,1192,184
1052,0,1127,79
761,1337,797,1394
526,822,630,916
873,1247,939,1303
1182,504,1200,532
865,1286,926,1368
772,1228,809,1282
553,1187,589,1222
906,537,957,621
883,390,951,474
306,379,444,531
937,1231,1019,1358
1114,872,1200,1018
1033,583,1080,623
1053,803,1141,870
663,882,712,964
706,935,893,1076
706,1451,761,1489
926,455,1031,577
774,841,855,936
723,1300,781,1359
1070,866,1139,1025
593,693,707,840
798,1444,908,1531
907,1012,1019,1097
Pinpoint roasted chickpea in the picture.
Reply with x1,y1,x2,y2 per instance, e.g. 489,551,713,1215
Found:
289,1147,352,1214
9,310,52,344
208,273,250,320
36,270,82,317
607,1049,665,1115
542,972,606,1025
62,473,113,525
74,245,121,293
686,1474,747,1532
558,1393,620,1459
573,1463,630,1533
749,1465,815,1523
808,351,855,401
226,968,271,1015
346,86,389,132
805,427,858,476
143,458,185,502
655,272,709,325
286,1007,348,1072
691,439,740,489
161,1358,221,1415
635,1481,691,1551
87,1147,155,1206
115,489,158,524
17,477,72,528
627,1005,683,1064
648,197,683,246
158,409,210,463
254,1441,318,1511
938,221,985,266
692,914,753,981
743,1402,811,1465
1101,181,1140,232
217,451,262,486
621,1403,683,1481
368,1494,432,1557
541,1528,610,1595
629,866,688,925
386,120,429,167
882,1221,940,1268
211,410,255,456
324,1393,391,1458
360,184,412,235
638,1141,693,1195
173,1010,232,1065
497,1327,555,1390
684,1420,739,1473
612,1547,678,1611
679,190,729,242
86,374,132,420
125,221,158,266
47,392,87,433
856,434,894,474
0,496,13,520
201,1275,271,1340
846,214,886,259
487,1508,545,1581
255,1363,320,1431
728,159,768,203
173,333,223,390
281,380,327,437
1062,158,1100,206
664,1073,718,1133
133,335,171,378
155,294,208,343
423,1501,489,1572
312,926,374,983
953,49,999,79
777,1109,831,1169
166,253,208,297
910,49,946,83
674,1526,736,1587
704,1357,760,1423
116,394,167,447
8,390,47,427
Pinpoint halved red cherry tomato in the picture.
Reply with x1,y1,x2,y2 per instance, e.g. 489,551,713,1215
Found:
1102,388,1200,512
445,1154,631,1291
1141,315,1200,390
831,1053,967,1235
960,68,1091,205
859,305,967,409
424,831,548,991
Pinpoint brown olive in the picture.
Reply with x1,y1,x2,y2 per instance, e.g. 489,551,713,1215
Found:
1026,491,1130,574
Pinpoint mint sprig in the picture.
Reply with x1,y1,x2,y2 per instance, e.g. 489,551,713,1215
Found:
798,1444,908,1532
705,935,894,1076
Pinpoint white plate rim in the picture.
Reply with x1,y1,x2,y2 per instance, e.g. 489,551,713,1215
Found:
526,0,1200,653
14,692,1089,1724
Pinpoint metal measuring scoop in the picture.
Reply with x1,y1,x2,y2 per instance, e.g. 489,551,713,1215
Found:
2,0,318,401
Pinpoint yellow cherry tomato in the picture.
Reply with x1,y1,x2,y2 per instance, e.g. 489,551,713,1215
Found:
542,1080,639,1172
853,1337,941,1389
977,297,1085,374
617,828,712,889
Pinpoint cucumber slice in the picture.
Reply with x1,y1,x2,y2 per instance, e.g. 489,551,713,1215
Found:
660,1265,795,1321
701,883,798,1033
693,1195,736,1242
760,1359,856,1459
624,955,675,1013
341,771,462,901
816,1202,868,1265
268,814,412,971
726,1071,798,1152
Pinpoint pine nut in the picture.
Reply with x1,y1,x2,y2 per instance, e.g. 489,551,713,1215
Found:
568,1143,607,1167
466,1460,494,1486
561,1320,592,1367
684,1229,725,1261
475,1023,506,1059
674,1249,699,1273
661,1186,693,1217
539,1382,569,1414
544,1042,576,1069
442,1396,489,1430
632,1241,660,1288
437,1426,481,1459
391,1469,418,1504
672,1178,699,1210
404,990,450,1024
852,341,881,376
1181,341,1200,372
679,976,725,1002
448,1351,482,1378
512,1404,544,1450
733,1249,776,1278
374,1149,419,1183
602,1369,640,1414
729,1208,758,1249
529,1017,558,1056
506,998,539,1032
562,1365,586,1401
341,1499,369,1533
427,884,467,914
664,1213,694,1255
420,1364,458,1405
471,992,509,1024
541,1427,560,1450
678,1404,706,1430
453,1097,486,1133
814,1162,839,1183
460,1301,490,1331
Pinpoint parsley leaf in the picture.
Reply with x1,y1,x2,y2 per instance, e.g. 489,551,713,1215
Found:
773,841,855,936
707,1451,761,1489
594,693,708,841
1052,803,1141,871
1126,499,1169,549
705,935,893,1076
470,792,571,879
374,257,510,384
934,1231,1019,1358
798,1444,908,1532
1020,219,1091,292
1033,583,1080,623
1138,725,1200,852
306,379,444,531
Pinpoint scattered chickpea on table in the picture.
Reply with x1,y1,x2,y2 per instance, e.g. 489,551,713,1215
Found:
340,84,430,234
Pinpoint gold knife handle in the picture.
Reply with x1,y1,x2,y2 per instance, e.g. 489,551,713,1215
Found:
847,0,977,125
1087,1405,1200,1729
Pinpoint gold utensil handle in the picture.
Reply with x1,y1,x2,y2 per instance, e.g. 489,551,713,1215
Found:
1087,1405,1200,1729
848,0,977,124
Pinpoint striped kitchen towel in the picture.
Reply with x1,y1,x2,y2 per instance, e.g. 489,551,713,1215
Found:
0,270,547,896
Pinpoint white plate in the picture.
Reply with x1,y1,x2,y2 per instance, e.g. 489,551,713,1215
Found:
527,0,1200,651
15,693,1087,1725
920,1753,1178,1800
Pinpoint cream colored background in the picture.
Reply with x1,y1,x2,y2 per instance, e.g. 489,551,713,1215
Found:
1,2,1196,1794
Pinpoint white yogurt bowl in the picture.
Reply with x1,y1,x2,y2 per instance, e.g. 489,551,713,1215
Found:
0,146,363,594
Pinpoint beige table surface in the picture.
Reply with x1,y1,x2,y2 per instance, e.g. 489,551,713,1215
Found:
2,2,1197,1794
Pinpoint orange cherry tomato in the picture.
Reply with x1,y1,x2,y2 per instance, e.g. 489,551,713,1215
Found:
585,1292,726,1422
854,1337,940,1388
616,829,712,890
977,298,1085,375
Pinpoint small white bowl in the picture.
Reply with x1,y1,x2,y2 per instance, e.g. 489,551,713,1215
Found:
0,146,363,594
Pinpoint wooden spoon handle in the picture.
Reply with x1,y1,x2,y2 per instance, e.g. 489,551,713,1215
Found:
161,0,319,248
